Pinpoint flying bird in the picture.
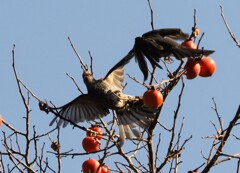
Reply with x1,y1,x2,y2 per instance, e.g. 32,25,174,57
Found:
105,28,215,81
48,66,156,145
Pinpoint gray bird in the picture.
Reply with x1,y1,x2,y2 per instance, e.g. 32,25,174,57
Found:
105,28,215,81
49,66,156,145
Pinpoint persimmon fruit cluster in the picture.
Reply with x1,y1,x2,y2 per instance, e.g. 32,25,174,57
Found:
82,159,101,173
82,159,111,173
184,56,216,79
82,125,103,153
82,126,111,173
182,39,216,79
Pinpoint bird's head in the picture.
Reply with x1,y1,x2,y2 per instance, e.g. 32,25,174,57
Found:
82,71,95,84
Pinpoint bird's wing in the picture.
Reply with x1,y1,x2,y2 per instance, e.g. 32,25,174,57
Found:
116,105,157,146
134,48,149,81
104,28,186,82
160,37,215,59
104,50,135,80
142,28,189,40
50,94,110,127
104,64,125,92
133,37,165,80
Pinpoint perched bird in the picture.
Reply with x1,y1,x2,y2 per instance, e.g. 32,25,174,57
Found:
105,28,215,81
49,66,156,145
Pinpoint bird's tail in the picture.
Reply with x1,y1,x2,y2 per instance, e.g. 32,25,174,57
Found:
115,105,156,146
172,45,215,60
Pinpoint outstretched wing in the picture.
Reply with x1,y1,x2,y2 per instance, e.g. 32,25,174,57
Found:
142,28,189,40
116,105,157,146
50,94,110,127
104,65,125,92
104,50,134,80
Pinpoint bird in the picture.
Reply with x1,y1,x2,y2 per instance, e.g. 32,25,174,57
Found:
48,65,156,145
104,28,215,81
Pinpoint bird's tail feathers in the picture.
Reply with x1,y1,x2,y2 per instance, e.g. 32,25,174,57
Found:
116,106,156,145
173,46,215,59
200,49,215,56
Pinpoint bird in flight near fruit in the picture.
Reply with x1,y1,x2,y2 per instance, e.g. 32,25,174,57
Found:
47,65,156,145
105,28,215,81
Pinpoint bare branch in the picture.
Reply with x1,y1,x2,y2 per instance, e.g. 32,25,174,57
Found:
202,105,240,173
68,36,88,70
66,73,84,94
147,0,154,31
237,159,240,173
220,5,240,47
214,153,240,166
88,50,94,75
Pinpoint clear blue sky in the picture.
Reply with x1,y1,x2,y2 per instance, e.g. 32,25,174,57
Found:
1,1,240,172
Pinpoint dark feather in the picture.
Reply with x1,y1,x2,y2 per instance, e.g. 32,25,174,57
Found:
104,50,134,79
49,94,110,127
116,105,156,145
106,28,214,80
135,49,149,81
142,28,189,40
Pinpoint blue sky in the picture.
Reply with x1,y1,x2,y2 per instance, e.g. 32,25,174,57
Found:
1,1,240,172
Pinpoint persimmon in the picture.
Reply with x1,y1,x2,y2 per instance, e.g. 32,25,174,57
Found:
199,57,216,77
182,39,197,49
184,57,201,79
87,126,103,140
143,90,163,109
0,114,2,126
82,158,101,173
82,137,100,153
101,165,111,173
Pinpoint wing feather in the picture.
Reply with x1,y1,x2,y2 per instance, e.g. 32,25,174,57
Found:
116,106,156,144
50,94,110,127
104,65,124,92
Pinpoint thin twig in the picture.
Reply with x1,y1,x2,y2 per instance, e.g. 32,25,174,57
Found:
57,126,61,173
127,74,148,88
147,0,154,31
88,50,94,74
214,153,240,166
202,105,240,173
68,37,88,70
157,78,185,172
66,73,84,94
211,98,224,132
220,6,240,47
12,44,34,170
237,159,240,173
197,32,205,50
149,66,157,85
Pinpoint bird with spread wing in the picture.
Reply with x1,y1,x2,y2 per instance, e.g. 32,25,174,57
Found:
48,65,156,145
105,28,215,81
